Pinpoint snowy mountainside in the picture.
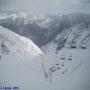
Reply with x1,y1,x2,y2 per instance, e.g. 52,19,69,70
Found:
42,25,90,53
0,27,90,90
0,26,43,60
0,13,90,47
41,25,90,83
0,12,52,28
0,12,53,47
0,13,90,90
0,26,43,90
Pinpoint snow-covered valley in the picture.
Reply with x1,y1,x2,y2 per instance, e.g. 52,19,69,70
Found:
0,13,90,90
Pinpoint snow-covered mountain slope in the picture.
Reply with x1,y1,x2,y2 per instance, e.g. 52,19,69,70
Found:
0,13,90,90
0,24,90,90
42,25,90,53
0,26,43,60
41,25,90,84
0,12,53,47
0,12,52,28
0,13,90,47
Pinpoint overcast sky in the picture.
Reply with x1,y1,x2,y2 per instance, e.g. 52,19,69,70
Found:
0,0,90,14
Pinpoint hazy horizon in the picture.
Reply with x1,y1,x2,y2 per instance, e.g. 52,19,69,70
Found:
0,0,90,14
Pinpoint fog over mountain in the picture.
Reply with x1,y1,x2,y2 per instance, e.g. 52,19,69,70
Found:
0,13,90,47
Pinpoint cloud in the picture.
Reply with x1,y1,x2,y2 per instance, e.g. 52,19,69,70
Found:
78,0,90,10
79,0,90,6
0,0,90,14
80,0,90,4
0,0,11,7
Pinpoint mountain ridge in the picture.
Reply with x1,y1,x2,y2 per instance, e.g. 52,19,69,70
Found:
0,26,43,60
0,13,90,47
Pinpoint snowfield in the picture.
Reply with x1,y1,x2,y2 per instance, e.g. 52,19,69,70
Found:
0,21,90,90
0,26,43,58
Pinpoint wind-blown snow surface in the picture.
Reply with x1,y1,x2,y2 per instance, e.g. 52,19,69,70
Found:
0,25,90,90
0,26,42,57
